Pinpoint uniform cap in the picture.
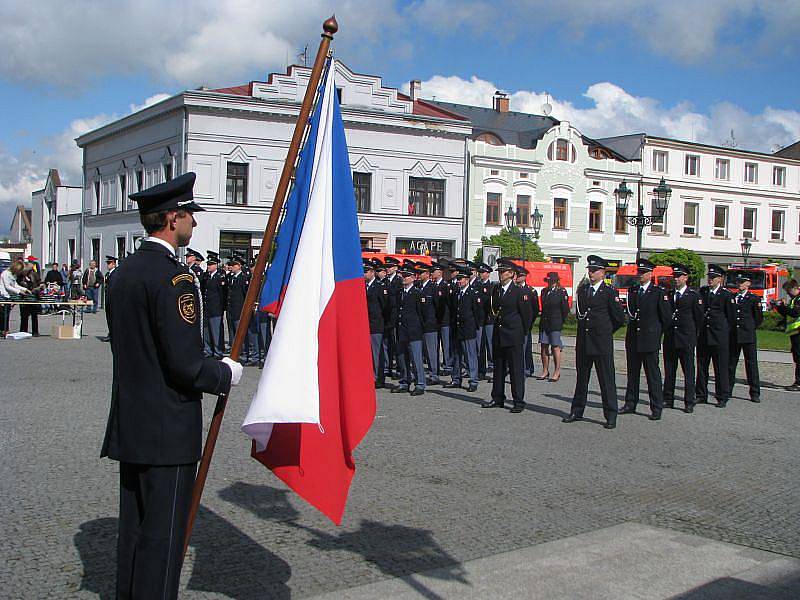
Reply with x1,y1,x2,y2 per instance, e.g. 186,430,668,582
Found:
186,247,205,262
477,262,493,274
363,263,375,272
516,267,529,276
586,255,609,270
105,255,118,262
736,273,751,282
453,268,471,279
129,172,204,215
636,258,655,273
206,251,219,265
707,264,726,278
383,256,401,266
671,263,690,277
398,267,415,277
545,271,560,283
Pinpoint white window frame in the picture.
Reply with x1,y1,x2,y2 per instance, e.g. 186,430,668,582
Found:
744,162,758,184
771,210,785,241
742,207,757,239
773,166,786,187
552,197,569,230
101,178,115,210
684,154,700,176
714,158,730,180
652,150,668,173
650,197,665,233
683,202,699,236
713,205,729,238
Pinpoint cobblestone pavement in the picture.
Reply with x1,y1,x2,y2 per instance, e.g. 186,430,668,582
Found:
1,311,799,598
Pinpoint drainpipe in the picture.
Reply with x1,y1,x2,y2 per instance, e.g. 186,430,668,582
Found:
181,104,188,176
462,144,470,259
79,147,86,264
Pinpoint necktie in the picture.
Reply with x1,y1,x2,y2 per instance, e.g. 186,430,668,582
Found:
589,286,595,299
639,287,644,297
675,291,681,303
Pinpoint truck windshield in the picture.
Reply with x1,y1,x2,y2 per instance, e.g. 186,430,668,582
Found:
725,270,766,289
613,274,639,289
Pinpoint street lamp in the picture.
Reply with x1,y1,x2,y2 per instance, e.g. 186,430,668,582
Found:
615,176,672,261
505,204,542,269
741,237,752,266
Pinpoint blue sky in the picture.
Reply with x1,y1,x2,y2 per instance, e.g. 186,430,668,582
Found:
2,0,799,231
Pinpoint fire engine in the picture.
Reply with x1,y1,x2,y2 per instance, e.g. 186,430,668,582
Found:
724,263,789,310
612,263,675,309
508,260,574,308
361,250,433,266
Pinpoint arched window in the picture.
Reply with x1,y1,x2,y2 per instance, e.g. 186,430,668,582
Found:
547,139,576,162
475,132,504,146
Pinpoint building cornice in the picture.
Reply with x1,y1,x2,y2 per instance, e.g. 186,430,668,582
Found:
645,135,800,166
471,155,543,171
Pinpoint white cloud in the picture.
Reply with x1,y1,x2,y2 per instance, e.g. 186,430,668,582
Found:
412,74,800,152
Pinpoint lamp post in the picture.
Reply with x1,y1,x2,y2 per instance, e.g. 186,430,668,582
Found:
615,176,672,262
740,237,752,266
505,204,543,270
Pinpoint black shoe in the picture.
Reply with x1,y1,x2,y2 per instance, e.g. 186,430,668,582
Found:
410,388,425,396
717,400,727,408
604,421,617,429
648,413,662,421
391,386,408,394
374,382,385,389
618,405,636,415
750,396,761,403
444,381,461,389
426,379,442,386
696,397,708,404
481,400,504,409
99,336,110,342
467,384,478,392
785,384,800,392
562,413,583,423
663,402,675,409
684,405,694,414
509,404,525,413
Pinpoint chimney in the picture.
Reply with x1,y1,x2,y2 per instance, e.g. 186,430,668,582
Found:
493,91,509,113
410,79,421,101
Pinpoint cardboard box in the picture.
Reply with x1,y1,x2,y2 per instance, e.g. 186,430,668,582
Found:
52,324,81,340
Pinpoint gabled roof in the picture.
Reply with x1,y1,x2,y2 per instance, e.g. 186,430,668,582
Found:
594,134,646,161
775,140,800,160
425,100,559,149
48,168,62,188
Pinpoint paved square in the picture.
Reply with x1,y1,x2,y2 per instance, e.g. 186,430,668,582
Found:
1,312,799,598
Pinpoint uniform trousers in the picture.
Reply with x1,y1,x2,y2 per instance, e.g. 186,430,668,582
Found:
439,325,452,373
479,324,494,377
370,333,384,381
728,342,760,400
491,342,525,406
231,319,258,362
204,316,225,358
452,337,479,386
523,332,534,376
791,334,800,386
397,339,425,390
663,344,696,407
422,331,441,382
382,328,397,376
623,350,664,413
256,313,272,362
696,342,729,402
117,462,196,600
571,349,618,422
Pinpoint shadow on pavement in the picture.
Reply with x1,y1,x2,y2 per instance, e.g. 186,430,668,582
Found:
671,572,800,599
74,505,291,600
222,482,470,600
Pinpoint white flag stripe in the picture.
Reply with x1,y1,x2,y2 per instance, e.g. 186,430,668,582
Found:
242,69,337,451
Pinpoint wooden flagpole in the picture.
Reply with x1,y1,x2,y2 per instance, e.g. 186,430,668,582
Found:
182,15,339,559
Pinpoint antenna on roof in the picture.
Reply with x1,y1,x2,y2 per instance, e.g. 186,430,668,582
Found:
541,91,552,117
722,128,738,149
298,44,309,67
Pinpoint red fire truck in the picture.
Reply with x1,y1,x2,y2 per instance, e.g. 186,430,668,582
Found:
361,250,434,266
724,263,790,311
612,263,675,309
508,260,574,308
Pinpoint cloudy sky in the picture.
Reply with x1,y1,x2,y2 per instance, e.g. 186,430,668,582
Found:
2,0,799,232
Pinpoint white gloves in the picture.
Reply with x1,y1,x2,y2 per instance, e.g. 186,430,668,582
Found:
221,357,243,386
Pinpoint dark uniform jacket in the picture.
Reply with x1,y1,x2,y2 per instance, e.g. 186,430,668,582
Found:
664,287,704,350
434,278,451,327
396,286,424,342
418,280,439,333
625,283,672,353
451,286,484,340
201,269,227,318
575,282,625,356
365,278,387,334
226,271,249,321
698,286,736,347
102,240,232,465
539,286,570,332
490,282,535,347
519,284,540,326
477,278,495,325
731,290,763,344
385,274,403,329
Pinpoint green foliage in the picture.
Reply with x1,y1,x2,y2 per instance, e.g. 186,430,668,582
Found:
759,310,785,332
474,228,545,263
648,248,706,286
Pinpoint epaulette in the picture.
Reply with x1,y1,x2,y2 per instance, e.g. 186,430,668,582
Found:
172,273,195,286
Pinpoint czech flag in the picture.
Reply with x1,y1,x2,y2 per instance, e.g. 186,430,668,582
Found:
242,61,376,524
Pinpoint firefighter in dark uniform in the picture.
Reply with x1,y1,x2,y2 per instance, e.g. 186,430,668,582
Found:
226,255,258,365
393,265,426,395
431,262,452,376
415,261,442,386
728,273,763,402
476,263,496,380
696,264,736,407
662,263,704,413
185,247,204,279
619,258,672,420
382,256,403,378
564,255,625,429
445,267,483,391
515,267,540,377
483,259,534,413
99,255,118,342
201,251,227,359
364,260,387,387
103,172,243,599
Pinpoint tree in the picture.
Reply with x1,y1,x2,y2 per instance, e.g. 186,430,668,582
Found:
473,228,545,263
648,248,705,287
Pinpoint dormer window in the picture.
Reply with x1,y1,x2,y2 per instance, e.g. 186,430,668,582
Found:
547,139,576,162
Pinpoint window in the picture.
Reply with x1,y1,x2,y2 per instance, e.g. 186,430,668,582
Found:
91,238,101,264
745,162,758,184
519,172,528,179
715,158,730,180
742,207,757,239
336,87,343,104
135,169,144,192
490,169,499,176
116,236,126,259
353,172,371,213
771,210,785,241
408,177,445,216
163,163,173,181
94,180,101,213
650,198,665,233
486,192,501,225
118,174,127,210
773,166,786,187
683,202,698,235
68,239,76,264
547,139,576,162
713,205,729,237
588,201,603,232
132,235,143,251
684,154,700,176
615,209,628,234
553,198,568,230
516,194,530,226
225,162,248,205
101,179,114,209
652,150,668,173
475,132,503,145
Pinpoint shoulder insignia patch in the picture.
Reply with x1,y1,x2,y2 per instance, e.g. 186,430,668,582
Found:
383,289,388,295
421,297,426,303
172,273,194,286
698,299,703,305
664,295,669,301
477,298,481,303
178,293,197,324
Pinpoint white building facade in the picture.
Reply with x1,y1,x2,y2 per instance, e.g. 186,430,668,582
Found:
66,62,470,265
30,169,82,265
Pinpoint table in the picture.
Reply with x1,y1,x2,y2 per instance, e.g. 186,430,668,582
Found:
0,300,94,336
